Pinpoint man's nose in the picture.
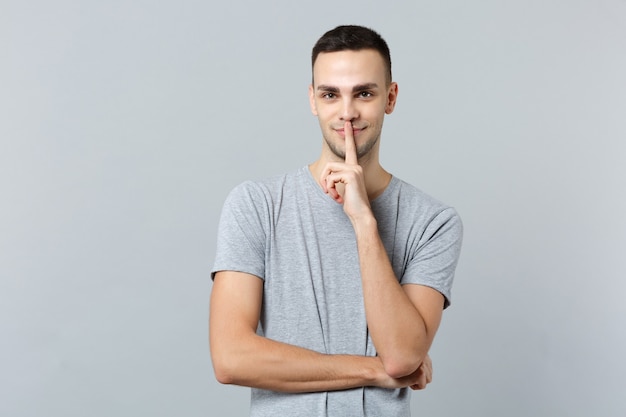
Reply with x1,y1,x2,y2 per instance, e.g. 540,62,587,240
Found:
340,98,358,121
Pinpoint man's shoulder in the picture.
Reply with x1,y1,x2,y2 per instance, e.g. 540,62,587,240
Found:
381,176,463,233
389,176,453,211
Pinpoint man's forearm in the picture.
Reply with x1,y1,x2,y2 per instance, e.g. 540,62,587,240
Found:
352,216,439,378
212,331,390,393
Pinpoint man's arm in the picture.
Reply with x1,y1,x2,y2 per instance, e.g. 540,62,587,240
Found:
320,121,447,379
209,270,431,392
354,221,444,378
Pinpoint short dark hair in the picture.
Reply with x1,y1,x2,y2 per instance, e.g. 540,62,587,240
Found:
311,25,392,85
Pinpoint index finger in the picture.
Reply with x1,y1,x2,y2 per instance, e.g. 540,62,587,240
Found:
344,121,358,165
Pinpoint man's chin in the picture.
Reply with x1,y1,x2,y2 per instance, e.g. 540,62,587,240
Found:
324,135,377,160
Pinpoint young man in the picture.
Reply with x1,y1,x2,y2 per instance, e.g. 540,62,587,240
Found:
210,25,463,416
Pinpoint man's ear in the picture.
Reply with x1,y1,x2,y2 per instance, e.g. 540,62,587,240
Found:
385,82,399,114
308,84,318,116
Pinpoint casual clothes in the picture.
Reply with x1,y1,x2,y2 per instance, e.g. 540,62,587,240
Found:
212,166,463,416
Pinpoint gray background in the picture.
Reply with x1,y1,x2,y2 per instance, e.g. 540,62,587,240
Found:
1,0,625,416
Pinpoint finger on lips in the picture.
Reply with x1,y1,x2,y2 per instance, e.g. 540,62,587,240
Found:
344,121,358,165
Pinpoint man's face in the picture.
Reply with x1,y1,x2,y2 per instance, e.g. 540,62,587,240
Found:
309,49,398,162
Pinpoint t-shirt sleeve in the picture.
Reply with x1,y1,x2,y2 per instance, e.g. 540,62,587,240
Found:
401,207,463,309
211,182,268,280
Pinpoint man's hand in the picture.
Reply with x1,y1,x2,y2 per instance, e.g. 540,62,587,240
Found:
320,121,373,222
409,354,433,390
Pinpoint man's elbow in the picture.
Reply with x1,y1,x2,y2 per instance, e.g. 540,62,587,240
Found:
213,363,233,385
382,355,424,379
211,352,241,385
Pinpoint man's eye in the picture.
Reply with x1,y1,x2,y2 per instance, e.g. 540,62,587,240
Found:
322,93,336,99
359,91,373,98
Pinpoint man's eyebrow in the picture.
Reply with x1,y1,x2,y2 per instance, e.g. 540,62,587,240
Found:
352,83,379,92
316,85,339,93
315,83,380,93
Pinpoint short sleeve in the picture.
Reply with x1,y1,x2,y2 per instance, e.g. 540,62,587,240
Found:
401,208,463,308
211,182,269,280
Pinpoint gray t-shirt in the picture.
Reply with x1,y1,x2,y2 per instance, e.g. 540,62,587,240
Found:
212,166,463,417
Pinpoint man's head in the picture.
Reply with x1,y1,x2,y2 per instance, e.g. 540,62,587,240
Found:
311,25,392,86
309,26,398,163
